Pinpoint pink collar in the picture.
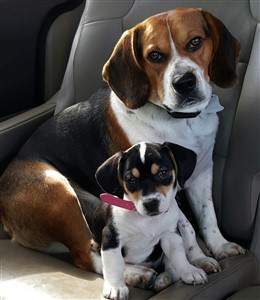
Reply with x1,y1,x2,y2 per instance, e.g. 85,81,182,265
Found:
100,193,136,211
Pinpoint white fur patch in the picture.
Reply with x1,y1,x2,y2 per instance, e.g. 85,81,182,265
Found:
90,251,103,275
101,246,126,290
139,142,146,164
111,198,179,265
110,91,219,176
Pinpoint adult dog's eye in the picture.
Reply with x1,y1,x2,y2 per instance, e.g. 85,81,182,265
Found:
158,168,169,179
186,37,203,52
148,51,165,63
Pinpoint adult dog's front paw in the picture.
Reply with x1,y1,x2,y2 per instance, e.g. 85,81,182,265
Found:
180,265,207,285
154,271,173,291
213,242,246,260
103,281,129,300
192,256,221,273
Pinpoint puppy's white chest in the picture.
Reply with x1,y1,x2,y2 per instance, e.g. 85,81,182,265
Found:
114,206,178,264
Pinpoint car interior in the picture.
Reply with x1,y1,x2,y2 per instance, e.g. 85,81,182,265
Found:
1,0,260,299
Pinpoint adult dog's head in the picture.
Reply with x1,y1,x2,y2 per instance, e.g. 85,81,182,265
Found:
103,8,239,115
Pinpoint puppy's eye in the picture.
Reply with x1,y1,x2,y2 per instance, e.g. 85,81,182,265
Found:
186,37,203,52
157,168,169,179
148,51,165,63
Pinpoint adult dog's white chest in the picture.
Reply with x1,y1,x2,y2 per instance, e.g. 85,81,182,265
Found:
110,91,220,153
110,92,223,185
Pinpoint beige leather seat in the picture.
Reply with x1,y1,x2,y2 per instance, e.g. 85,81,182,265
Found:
1,0,260,299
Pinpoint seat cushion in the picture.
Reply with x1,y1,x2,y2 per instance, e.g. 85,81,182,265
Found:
0,240,154,300
150,252,258,300
0,240,258,300
0,227,9,239
227,286,260,300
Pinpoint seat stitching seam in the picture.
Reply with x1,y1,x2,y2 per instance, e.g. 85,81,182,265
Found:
0,106,55,134
188,256,257,299
81,0,135,28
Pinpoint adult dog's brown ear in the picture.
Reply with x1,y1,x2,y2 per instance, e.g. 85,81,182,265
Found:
102,26,150,109
201,10,240,88
95,152,124,196
163,142,197,188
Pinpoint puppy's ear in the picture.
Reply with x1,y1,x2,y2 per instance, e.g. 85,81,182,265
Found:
163,143,197,188
201,10,240,88
102,25,150,109
95,152,124,195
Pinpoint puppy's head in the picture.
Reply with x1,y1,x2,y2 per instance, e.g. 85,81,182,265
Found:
103,8,239,114
95,142,196,216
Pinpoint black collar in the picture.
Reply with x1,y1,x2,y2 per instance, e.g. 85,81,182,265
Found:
149,102,201,119
167,111,201,119
161,103,201,119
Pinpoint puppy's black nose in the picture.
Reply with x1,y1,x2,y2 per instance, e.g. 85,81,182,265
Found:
172,72,196,95
143,199,159,215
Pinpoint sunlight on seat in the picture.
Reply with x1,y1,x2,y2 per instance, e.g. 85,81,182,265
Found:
0,280,54,300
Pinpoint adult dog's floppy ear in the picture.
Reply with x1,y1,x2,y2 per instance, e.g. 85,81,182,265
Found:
95,152,124,196
163,142,197,188
102,26,150,109
201,10,240,88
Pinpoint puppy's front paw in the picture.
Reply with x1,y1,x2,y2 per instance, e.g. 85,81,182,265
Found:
213,242,246,260
180,265,207,285
103,281,129,300
192,256,221,274
154,272,173,292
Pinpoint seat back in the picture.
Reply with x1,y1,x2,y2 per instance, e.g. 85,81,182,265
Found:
55,0,260,245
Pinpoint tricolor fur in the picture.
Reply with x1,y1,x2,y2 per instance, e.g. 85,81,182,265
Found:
92,142,221,299
0,8,245,300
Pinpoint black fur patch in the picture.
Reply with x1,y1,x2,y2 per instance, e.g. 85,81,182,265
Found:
121,246,127,257
145,242,162,263
16,88,112,196
143,199,159,215
122,143,175,196
102,222,119,251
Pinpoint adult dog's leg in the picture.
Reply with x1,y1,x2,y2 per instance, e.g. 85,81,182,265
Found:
0,160,94,271
186,167,245,260
178,209,221,273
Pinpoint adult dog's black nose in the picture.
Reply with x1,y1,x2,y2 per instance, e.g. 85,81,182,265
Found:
172,72,196,95
143,199,159,215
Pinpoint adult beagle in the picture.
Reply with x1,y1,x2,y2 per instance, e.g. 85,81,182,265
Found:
93,142,220,299
0,7,244,285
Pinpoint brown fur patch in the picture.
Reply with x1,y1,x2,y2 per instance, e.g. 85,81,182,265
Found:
0,160,94,271
106,102,131,155
156,185,172,197
168,9,213,76
103,26,151,109
201,10,239,87
151,163,160,175
123,182,141,203
140,15,171,102
132,168,140,178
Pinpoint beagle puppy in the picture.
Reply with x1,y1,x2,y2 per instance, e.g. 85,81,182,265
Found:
0,7,244,286
90,142,219,299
